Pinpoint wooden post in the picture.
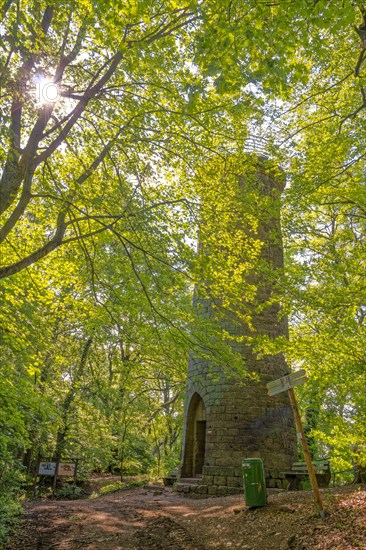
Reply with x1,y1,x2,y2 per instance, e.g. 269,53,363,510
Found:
288,387,325,518
32,462,38,499
52,459,59,498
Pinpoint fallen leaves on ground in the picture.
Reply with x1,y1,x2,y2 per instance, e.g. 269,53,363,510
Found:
5,484,366,549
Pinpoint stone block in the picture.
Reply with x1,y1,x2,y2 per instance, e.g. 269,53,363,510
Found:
220,467,234,476
268,479,276,488
216,457,234,466
202,475,213,485
219,436,233,444
227,428,240,436
208,486,218,495
213,476,226,486
210,420,226,429
207,467,221,476
217,486,228,495
197,485,208,494
227,476,242,488
213,429,226,437
213,449,229,458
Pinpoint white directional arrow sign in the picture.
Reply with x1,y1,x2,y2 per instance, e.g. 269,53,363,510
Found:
266,369,307,396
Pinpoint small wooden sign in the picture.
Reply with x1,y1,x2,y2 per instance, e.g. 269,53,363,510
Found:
58,462,77,477
266,369,307,396
38,462,57,476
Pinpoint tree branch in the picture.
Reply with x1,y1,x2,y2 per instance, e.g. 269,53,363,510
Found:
35,51,124,166
0,4,55,215
0,211,67,279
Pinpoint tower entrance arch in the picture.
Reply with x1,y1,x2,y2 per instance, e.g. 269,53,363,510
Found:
181,393,206,478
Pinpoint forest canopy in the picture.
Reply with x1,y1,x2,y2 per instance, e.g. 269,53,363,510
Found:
1,0,366,540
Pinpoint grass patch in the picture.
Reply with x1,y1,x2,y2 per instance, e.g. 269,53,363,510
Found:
55,484,84,500
90,479,147,498
0,495,23,546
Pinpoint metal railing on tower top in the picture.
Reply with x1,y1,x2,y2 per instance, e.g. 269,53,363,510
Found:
244,135,270,157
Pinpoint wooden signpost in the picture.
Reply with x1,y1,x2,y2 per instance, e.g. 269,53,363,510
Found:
267,369,307,396
34,457,79,498
38,461,57,476
267,370,325,519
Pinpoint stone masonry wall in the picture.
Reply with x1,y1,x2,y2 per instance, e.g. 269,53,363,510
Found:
178,156,297,496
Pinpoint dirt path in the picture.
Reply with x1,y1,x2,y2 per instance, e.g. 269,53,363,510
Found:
5,485,366,550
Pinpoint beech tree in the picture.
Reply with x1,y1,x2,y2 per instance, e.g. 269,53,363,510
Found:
1,0,347,280
0,0,256,279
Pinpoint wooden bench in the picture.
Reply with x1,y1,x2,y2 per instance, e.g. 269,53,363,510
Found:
284,460,331,490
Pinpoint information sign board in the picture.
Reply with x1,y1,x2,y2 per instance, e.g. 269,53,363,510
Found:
38,462,57,476
58,462,77,477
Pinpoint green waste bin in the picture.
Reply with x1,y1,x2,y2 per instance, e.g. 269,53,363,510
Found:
242,458,267,507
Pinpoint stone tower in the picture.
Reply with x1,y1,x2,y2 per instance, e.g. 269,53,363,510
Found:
177,155,297,496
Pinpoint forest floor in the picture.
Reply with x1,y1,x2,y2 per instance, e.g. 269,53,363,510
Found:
4,481,366,550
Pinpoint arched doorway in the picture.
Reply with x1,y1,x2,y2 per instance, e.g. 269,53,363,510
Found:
181,393,206,477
